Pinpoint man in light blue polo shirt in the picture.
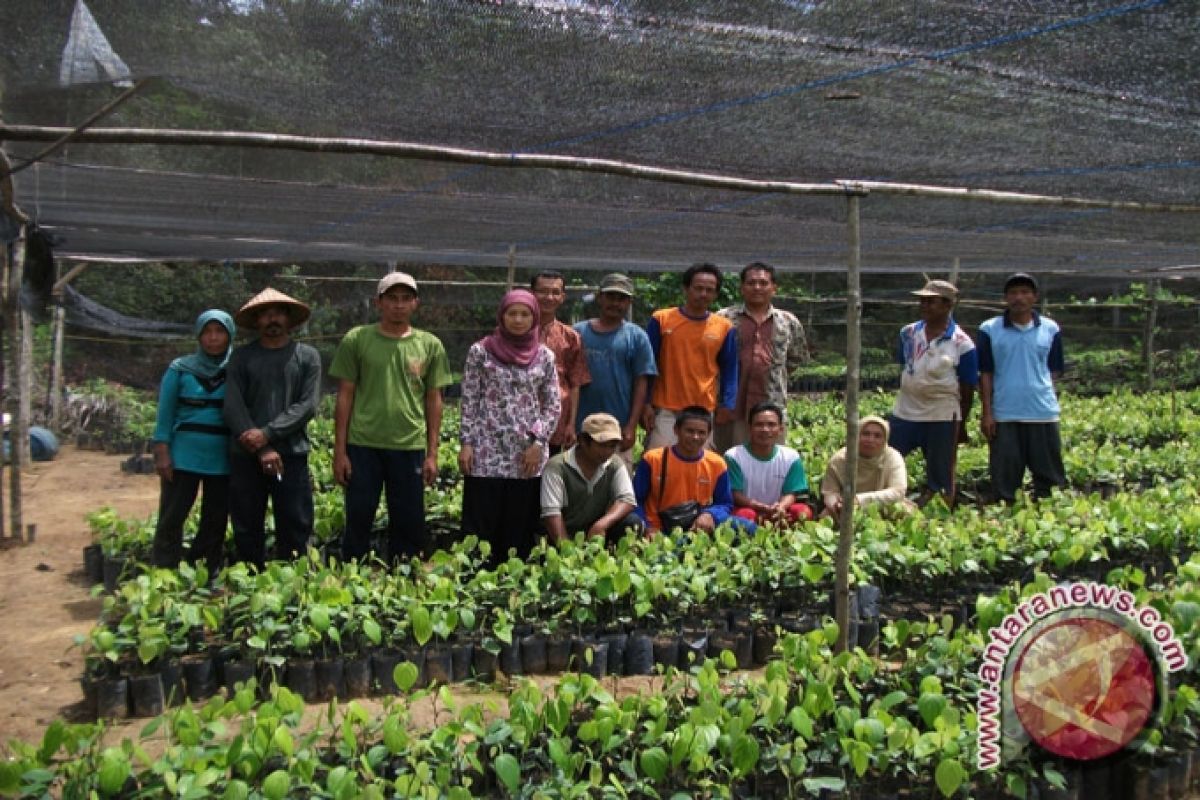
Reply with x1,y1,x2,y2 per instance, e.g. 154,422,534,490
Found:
977,273,1066,502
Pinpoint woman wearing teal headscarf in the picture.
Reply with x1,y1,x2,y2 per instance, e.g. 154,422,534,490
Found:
151,309,236,573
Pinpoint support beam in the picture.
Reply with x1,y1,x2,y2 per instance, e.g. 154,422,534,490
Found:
835,193,863,654
2,124,1199,214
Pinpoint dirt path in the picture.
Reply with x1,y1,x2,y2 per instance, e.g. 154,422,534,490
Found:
0,446,159,744
0,448,672,749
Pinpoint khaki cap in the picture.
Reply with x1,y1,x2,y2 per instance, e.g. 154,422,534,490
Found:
235,287,311,329
580,413,622,443
598,273,635,297
912,280,958,301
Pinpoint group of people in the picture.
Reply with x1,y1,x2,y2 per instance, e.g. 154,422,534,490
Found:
150,264,1065,570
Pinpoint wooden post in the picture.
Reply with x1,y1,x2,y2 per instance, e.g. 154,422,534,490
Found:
45,261,92,433
506,245,516,291
835,193,864,654
0,240,7,539
5,224,23,542
1144,279,1159,392
48,300,65,431
949,256,960,286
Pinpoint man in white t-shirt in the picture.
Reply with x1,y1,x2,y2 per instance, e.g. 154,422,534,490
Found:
725,402,813,525
889,279,978,503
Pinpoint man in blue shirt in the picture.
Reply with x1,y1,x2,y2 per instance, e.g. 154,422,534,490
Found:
977,273,1066,502
574,273,657,467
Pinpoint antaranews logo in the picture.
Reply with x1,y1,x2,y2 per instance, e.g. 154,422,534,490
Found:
976,581,1187,770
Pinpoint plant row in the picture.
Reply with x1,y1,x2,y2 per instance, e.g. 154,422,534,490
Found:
13,548,1200,799
76,482,1200,719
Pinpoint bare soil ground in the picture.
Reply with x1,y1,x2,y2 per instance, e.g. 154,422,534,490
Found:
0,446,160,744
0,447,673,750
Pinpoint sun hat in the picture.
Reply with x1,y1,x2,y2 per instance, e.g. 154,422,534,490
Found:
581,413,623,443
377,272,418,297
912,279,958,301
234,287,311,329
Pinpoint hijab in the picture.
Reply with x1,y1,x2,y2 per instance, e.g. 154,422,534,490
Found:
482,289,541,368
852,415,892,492
171,309,236,387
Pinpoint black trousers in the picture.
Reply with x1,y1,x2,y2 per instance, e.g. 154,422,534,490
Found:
341,445,428,564
152,470,229,574
461,476,542,564
228,453,314,569
989,421,1066,502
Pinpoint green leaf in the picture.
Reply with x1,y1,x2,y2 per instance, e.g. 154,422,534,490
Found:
272,727,294,759
918,693,948,728
1005,772,1027,799
394,661,419,692
494,753,520,795
880,690,908,710
788,707,813,739
730,735,760,776
222,779,249,800
0,762,20,794
261,770,291,800
97,749,130,796
411,606,433,647
800,563,826,583
361,618,381,645
639,747,669,781
935,758,965,798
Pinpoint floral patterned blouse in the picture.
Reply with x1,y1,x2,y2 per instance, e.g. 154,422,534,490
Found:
460,342,561,478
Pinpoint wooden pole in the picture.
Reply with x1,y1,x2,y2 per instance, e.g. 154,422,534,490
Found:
5,224,23,542
506,245,516,291
835,193,864,654
950,256,960,285
0,240,7,539
46,262,89,432
1144,279,1159,392
48,301,65,430
2,124,1199,214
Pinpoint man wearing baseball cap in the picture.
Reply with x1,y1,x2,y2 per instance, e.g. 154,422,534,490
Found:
330,271,452,563
978,273,1067,501
889,278,978,504
224,287,322,567
574,273,658,467
540,413,644,544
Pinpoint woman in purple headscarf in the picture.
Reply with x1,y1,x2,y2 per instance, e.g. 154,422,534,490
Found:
459,289,562,561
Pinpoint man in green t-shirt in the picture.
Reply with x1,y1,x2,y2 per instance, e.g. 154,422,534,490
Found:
331,272,452,562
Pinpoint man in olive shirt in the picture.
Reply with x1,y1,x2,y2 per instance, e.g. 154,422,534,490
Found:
224,287,322,568
540,414,643,543
331,272,452,562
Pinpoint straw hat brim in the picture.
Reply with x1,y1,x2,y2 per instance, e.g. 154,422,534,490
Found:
234,288,312,329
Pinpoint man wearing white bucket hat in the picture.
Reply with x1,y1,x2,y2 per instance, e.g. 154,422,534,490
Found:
224,287,322,567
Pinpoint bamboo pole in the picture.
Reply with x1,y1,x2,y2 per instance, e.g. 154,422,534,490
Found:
49,299,65,431
5,224,23,542
835,193,863,654
1144,279,1159,392
506,245,517,291
1,80,151,179
2,124,1200,214
0,240,7,539
47,262,88,431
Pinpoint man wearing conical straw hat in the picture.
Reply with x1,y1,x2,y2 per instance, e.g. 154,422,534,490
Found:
224,287,322,568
